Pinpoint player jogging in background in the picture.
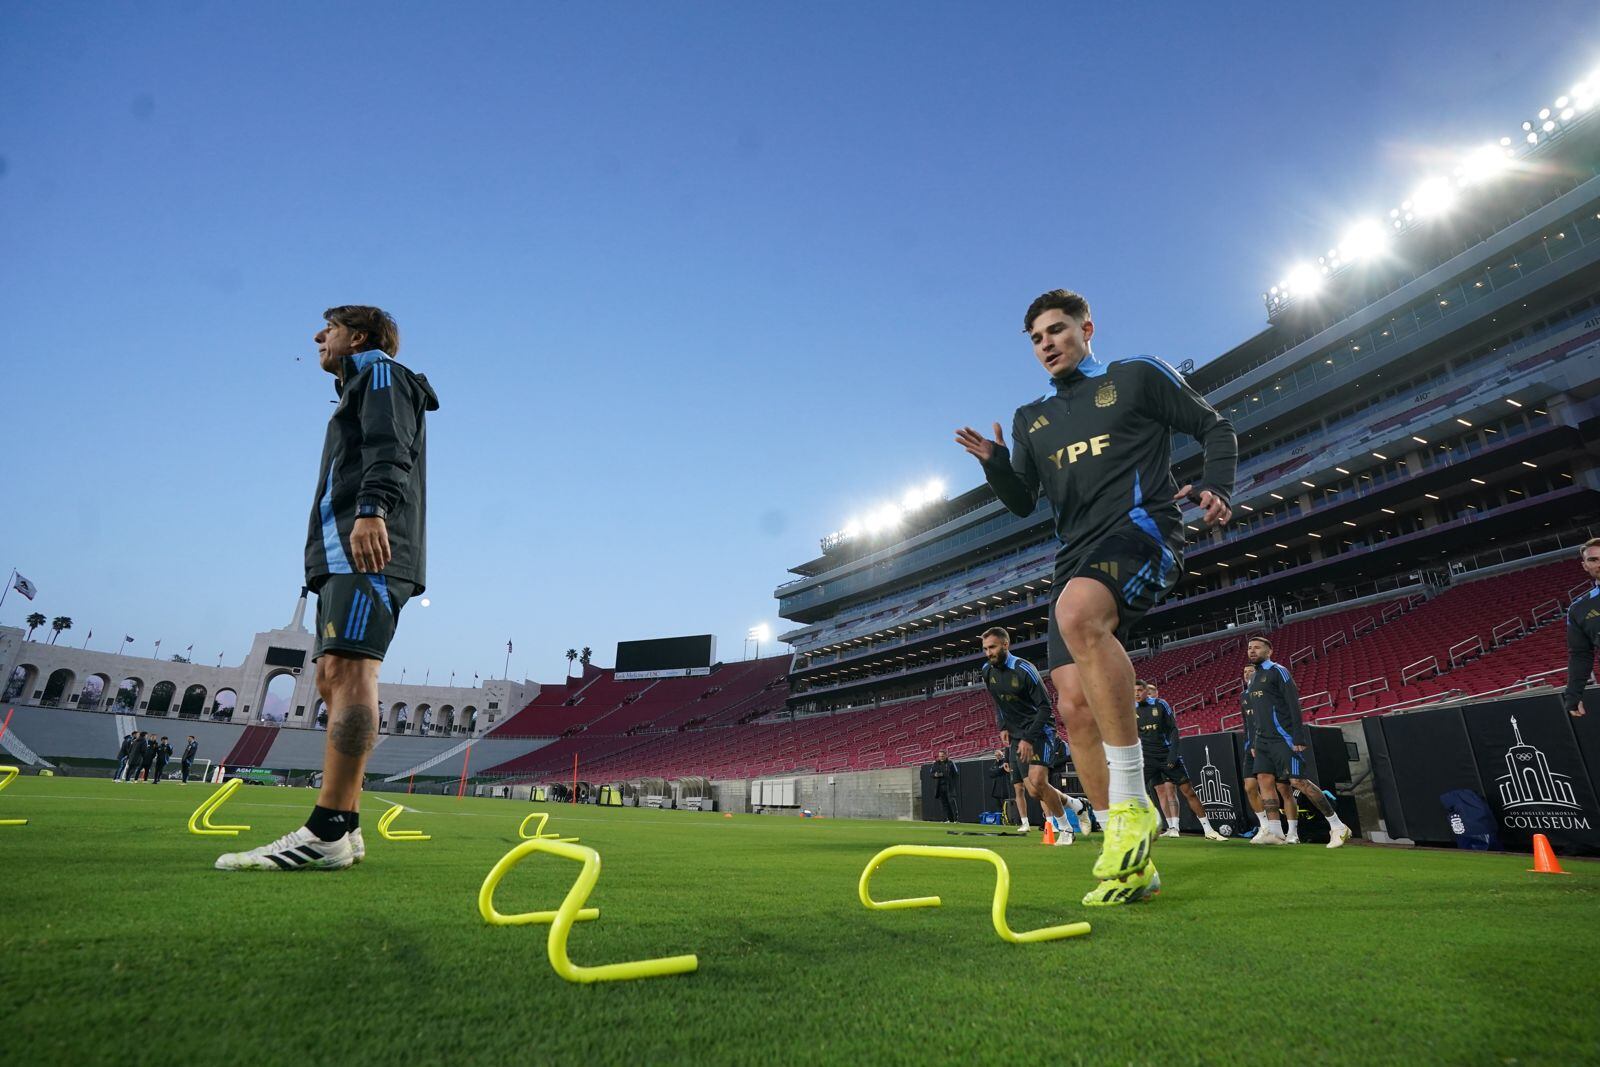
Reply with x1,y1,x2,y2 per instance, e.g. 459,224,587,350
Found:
979,627,1086,844
958,289,1236,906
1560,537,1600,719
1236,664,1267,839
1136,681,1224,840
1243,637,1351,848
217,305,439,872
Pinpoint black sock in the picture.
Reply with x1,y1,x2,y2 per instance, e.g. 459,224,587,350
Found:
306,805,354,842
348,810,360,831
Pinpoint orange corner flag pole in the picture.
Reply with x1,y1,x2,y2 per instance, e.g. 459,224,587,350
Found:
457,745,473,799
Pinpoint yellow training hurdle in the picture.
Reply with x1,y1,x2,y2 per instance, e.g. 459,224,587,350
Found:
0,765,26,827
858,844,1092,944
186,777,250,836
478,838,698,984
517,810,578,843
377,802,430,841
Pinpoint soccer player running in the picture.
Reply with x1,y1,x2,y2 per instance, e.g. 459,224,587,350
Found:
1136,681,1224,840
218,306,438,871
1243,637,1351,847
1236,663,1267,839
979,627,1084,844
1560,537,1600,719
958,290,1236,904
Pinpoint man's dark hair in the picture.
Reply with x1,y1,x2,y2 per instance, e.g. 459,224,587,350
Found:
1023,289,1091,333
980,626,1011,643
1137,679,1154,688
1249,636,1274,650
324,305,401,357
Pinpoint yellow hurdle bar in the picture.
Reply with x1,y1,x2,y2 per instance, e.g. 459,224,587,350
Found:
858,844,1092,944
186,777,250,836
377,802,430,841
477,838,698,984
0,765,26,827
517,810,578,843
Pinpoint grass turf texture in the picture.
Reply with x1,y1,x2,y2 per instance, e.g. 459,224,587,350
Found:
2,777,1597,1065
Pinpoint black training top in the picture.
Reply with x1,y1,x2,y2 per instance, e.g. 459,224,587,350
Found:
980,353,1236,564
1563,584,1600,712
305,350,440,593
1136,697,1178,762
983,653,1053,737
1244,658,1309,748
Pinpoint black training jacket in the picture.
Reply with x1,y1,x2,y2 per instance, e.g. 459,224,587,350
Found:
1244,659,1310,748
981,353,1236,565
1563,584,1600,712
305,350,440,592
1136,697,1178,762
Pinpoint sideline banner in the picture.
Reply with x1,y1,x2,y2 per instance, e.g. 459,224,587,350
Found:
1461,696,1600,854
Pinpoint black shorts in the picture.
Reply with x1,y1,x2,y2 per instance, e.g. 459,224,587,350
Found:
1289,747,1319,785
313,573,416,661
1007,726,1061,785
1144,758,1190,789
1252,740,1293,782
1047,526,1182,669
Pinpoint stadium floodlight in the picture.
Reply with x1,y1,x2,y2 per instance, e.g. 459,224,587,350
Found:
1284,263,1322,297
1460,144,1510,184
1338,219,1389,260
1410,177,1456,217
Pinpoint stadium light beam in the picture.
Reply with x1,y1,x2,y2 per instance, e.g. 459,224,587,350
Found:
1338,219,1389,261
1410,177,1456,217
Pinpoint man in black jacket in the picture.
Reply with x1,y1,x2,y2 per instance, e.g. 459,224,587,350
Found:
989,748,1011,815
1560,536,1600,717
1243,637,1351,847
114,732,135,782
180,736,199,783
930,750,960,822
218,305,439,873
134,732,156,782
958,290,1236,904
151,736,173,784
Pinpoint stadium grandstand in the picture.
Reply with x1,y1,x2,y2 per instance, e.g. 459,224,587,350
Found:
767,87,1600,771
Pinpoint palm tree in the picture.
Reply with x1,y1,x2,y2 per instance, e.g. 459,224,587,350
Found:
580,646,592,668
50,616,72,645
565,648,578,676
24,613,45,641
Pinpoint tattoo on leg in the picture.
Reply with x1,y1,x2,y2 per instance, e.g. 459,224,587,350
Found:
330,704,377,757
1298,781,1334,816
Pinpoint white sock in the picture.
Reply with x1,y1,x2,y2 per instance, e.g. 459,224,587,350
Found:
1200,817,1213,832
1051,814,1070,834
1327,813,1346,832
1093,810,1110,827
1105,742,1148,807
1061,793,1085,814
1286,816,1298,835
1166,816,1180,830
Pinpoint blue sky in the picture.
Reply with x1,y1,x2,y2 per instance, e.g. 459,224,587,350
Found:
3,2,1597,685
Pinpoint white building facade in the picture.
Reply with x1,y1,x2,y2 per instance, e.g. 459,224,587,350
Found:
0,591,536,738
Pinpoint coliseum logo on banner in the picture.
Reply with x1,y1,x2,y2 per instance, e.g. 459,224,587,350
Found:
1196,746,1235,821
1495,717,1590,831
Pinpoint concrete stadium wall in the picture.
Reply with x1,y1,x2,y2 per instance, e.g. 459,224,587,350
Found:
715,767,920,820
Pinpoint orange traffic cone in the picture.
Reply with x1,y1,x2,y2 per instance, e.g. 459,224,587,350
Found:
1527,833,1571,875
1041,819,1056,845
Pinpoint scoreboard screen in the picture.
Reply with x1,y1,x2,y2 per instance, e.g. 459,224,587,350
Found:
614,634,716,679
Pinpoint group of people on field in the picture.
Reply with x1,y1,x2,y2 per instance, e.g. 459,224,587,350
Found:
115,731,200,784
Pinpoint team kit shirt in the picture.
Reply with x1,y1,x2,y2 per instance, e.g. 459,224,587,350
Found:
1136,696,1180,765
1244,658,1310,750
983,653,1055,742
1562,585,1600,713
980,353,1237,569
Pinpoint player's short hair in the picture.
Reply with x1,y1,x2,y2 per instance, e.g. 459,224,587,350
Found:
1581,537,1600,558
1248,636,1273,650
980,626,1011,644
1137,679,1153,688
324,305,401,357
1024,289,1091,333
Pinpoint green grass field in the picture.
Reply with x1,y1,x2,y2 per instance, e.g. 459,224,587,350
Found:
2,776,1597,1065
